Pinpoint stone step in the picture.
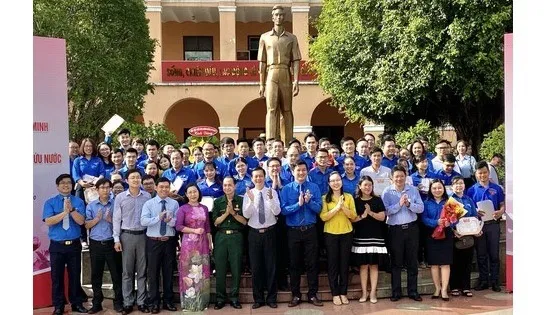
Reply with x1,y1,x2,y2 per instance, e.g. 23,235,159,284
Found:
83,271,479,303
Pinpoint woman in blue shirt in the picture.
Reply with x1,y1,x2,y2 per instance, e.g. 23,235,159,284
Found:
197,162,224,200
72,138,105,201
233,157,254,197
421,179,453,301
449,176,480,298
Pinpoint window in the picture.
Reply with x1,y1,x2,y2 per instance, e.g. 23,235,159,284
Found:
183,36,213,60
248,36,260,61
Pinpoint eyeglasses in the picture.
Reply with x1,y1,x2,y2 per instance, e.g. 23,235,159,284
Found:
329,179,342,183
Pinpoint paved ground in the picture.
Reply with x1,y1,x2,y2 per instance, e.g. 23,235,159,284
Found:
34,290,513,315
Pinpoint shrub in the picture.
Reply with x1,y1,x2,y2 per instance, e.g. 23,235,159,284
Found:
395,120,441,152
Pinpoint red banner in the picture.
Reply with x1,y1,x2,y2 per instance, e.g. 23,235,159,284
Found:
162,60,316,82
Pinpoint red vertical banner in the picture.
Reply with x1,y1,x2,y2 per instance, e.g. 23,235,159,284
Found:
503,33,513,292
33,36,70,308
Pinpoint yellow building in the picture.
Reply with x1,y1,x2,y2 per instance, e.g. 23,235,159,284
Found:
143,0,455,145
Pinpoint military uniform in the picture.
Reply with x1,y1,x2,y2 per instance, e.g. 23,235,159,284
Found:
212,195,246,303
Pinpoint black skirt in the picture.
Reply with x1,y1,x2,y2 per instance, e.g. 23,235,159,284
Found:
425,227,454,265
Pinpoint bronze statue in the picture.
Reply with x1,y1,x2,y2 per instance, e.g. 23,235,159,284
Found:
258,5,302,147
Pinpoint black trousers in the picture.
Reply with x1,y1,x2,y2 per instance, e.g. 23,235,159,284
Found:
450,244,474,290
248,227,278,303
325,232,353,296
146,237,176,306
475,222,500,285
49,240,83,308
74,186,89,243
417,221,428,264
89,239,123,307
287,225,319,299
275,217,289,287
388,222,419,297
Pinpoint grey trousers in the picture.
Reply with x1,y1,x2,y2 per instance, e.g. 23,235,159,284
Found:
120,232,147,307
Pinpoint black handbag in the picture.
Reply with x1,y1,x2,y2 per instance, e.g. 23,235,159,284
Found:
455,235,475,249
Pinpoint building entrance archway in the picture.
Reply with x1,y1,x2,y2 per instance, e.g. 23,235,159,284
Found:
164,98,220,143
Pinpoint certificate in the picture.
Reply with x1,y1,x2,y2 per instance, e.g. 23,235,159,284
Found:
419,178,432,193
374,178,392,196
101,114,125,134
82,174,99,184
200,196,215,212
84,187,99,203
170,177,184,193
456,217,484,235
476,200,495,222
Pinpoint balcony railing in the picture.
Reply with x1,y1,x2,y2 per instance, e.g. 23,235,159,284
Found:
162,60,316,83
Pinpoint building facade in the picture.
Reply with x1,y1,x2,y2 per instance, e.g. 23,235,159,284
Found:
142,0,455,146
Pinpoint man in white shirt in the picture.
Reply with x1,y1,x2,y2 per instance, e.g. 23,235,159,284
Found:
488,153,504,185
360,147,392,179
243,167,281,309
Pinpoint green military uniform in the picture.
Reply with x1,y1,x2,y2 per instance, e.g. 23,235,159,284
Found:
212,195,246,303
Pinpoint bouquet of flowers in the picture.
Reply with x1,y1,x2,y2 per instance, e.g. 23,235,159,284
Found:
432,197,468,240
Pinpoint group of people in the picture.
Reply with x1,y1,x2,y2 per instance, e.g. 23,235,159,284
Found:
43,128,505,314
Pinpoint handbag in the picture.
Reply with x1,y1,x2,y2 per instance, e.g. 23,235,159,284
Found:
455,235,475,249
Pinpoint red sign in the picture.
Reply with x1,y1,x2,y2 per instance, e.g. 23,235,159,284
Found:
188,126,218,137
162,60,316,82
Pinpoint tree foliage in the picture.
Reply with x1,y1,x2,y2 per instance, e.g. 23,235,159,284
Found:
33,0,156,143
395,119,440,152
479,124,505,181
309,0,512,154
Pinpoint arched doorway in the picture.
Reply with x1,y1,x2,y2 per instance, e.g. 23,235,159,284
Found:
238,98,266,143
311,99,363,146
164,98,220,143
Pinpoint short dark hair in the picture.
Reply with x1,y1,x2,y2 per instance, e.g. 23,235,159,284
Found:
319,137,330,145
112,148,124,156
451,175,465,185
252,137,265,146
340,136,355,147
288,138,301,147
156,177,171,186
267,157,282,167
132,138,145,146
146,139,160,149
117,128,130,136
364,133,376,140
356,137,367,144
220,137,235,146
391,165,408,177
317,148,329,155
125,148,138,156
304,132,318,142
55,173,73,186
234,157,248,165
223,176,236,185
272,139,285,147
382,137,395,147
142,174,155,183
294,160,308,171
492,153,504,160
370,147,383,155
443,154,456,163
251,166,266,176
126,169,142,178
95,178,112,189
236,138,249,145
413,154,427,164
476,160,489,171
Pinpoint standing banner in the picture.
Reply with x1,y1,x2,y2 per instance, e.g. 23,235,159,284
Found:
33,36,70,308
504,33,513,292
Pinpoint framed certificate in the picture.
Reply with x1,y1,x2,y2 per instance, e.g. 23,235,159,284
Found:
456,217,484,236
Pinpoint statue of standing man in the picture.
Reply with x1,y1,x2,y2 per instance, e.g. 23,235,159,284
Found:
258,5,302,147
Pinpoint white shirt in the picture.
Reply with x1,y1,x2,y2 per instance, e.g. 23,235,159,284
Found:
489,163,499,185
242,186,281,229
360,165,392,179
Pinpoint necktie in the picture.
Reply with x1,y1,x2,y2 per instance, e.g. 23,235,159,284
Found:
160,200,167,236
258,191,266,225
62,197,70,230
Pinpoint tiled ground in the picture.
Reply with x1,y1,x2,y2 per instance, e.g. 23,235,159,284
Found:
34,290,512,315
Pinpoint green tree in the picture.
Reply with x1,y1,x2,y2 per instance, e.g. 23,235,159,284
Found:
310,0,512,154
395,119,440,152
33,0,156,143
479,124,505,180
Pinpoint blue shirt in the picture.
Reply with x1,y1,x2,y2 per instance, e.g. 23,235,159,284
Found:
426,151,436,160
161,166,197,195
195,160,227,181
140,196,179,237
336,154,371,174
280,163,295,183
234,174,254,197
72,156,105,182
42,194,86,241
421,198,446,228
466,182,505,211
341,171,360,195
308,167,333,196
410,170,440,200
250,155,269,169
381,184,424,225
136,152,148,166
265,175,290,198
280,181,322,227
227,156,259,177
300,152,316,170
119,165,144,180
197,179,224,198
451,194,478,218
436,169,461,186
381,155,398,169
86,198,115,241
216,154,238,169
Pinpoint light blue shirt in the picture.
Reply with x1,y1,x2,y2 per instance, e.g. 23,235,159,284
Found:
381,184,424,226
140,196,179,237
86,198,115,241
42,194,86,241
